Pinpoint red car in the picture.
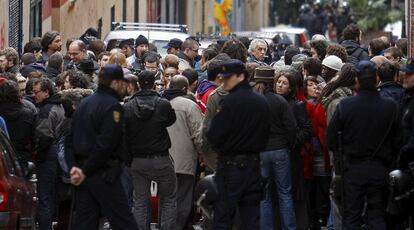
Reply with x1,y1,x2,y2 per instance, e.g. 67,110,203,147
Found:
0,132,37,230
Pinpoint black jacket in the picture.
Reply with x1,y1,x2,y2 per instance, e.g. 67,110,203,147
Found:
400,88,414,168
377,81,405,105
123,90,176,158
0,102,36,164
327,90,401,165
65,86,123,176
283,92,312,149
207,81,270,156
340,40,370,65
46,66,61,82
264,88,297,150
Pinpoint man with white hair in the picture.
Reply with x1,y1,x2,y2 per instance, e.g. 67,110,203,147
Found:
247,39,268,65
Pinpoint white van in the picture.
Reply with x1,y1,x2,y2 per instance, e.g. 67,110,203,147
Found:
103,22,190,57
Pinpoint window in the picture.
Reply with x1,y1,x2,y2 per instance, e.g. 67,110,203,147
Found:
0,134,23,177
110,5,115,30
29,0,42,39
134,0,139,22
122,0,127,22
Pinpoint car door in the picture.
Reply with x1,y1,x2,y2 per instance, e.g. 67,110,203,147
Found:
0,135,35,229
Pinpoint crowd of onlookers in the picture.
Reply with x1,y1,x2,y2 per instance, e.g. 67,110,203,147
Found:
0,18,412,229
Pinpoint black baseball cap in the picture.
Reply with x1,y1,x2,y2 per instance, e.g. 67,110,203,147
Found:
163,38,183,49
99,64,125,81
400,57,414,74
119,38,134,48
219,59,246,77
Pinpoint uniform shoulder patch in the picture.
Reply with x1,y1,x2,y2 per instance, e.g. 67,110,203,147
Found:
113,111,121,123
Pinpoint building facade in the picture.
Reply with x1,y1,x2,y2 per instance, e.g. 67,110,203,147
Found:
0,0,272,53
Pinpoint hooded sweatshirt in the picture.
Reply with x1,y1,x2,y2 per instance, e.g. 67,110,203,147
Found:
195,79,217,113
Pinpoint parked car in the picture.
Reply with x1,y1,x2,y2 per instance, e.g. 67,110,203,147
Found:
103,22,190,57
0,132,36,230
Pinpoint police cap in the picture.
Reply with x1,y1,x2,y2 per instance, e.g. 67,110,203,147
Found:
219,59,246,77
99,64,125,81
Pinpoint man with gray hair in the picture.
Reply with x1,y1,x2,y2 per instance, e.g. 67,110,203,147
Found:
247,39,268,64
162,75,203,230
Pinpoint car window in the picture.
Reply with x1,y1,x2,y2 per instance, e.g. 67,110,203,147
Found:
0,135,23,177
152,40,168,57
0,141,16,176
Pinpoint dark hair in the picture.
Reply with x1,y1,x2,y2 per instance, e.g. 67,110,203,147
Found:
202,48,218,62
55,72,66,89
66,38,77,51
66,70,89,89
24,38,42,53
138,71,156,90
237,37,251,51
0,48,19,66
395,38,407,56
383,47,402,59
378,62,397,82
304,76,320,98
318,63,356,102
88,39,106,58
275,70,298,94
28,71,46,79
221,39,248,63
0,72,18,82
310,40,328,61
326,44,348,62
144,53,160,64
41,31,60,52
125,74,139,92
98,51,111,61
21,53,36,65
369,38,389,57
48,52,63,70
148,43,158,53
0,80,20,104
207,53,231,81
343,24,361,41
182,39,198,50
284,45,300,65
303,57,322,76
182,68,198,86
32,77,56,96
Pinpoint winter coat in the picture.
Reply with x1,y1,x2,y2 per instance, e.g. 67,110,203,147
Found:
177,52,194,71
340,40,370,65
123,90,176,158
0,102,36,164
321,87,353,123
377,81,405,105
327,90,401,166
400,88,414,169
201,86,228,170
282,92,312,200
263,88,296,151
46,66,61,82
195,79,217,113
164,90,203,176
35,95,65,162
207,81,270,156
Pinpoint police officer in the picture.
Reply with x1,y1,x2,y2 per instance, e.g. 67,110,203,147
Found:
207,59,270,229
327,61,401,229
65,64,138,230
399,57,414,169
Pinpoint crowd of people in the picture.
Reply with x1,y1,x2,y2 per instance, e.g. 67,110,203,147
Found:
0,20,413,230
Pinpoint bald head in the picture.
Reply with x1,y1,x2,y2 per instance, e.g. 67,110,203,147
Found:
68,40,87,64
168,75,189,92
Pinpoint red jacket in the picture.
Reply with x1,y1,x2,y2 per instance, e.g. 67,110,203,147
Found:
302,101,331,178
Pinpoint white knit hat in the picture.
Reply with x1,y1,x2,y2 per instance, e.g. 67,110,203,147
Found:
322,55,343,72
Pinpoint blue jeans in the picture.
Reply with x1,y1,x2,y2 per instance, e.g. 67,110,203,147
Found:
260,149,296,230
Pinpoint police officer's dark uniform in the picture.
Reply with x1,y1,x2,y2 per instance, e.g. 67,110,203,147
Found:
207,59,270,230
327,61,401,230
65,64,138,230
399,58,414,169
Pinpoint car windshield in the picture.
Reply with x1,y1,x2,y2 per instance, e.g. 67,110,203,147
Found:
152,40,169,57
